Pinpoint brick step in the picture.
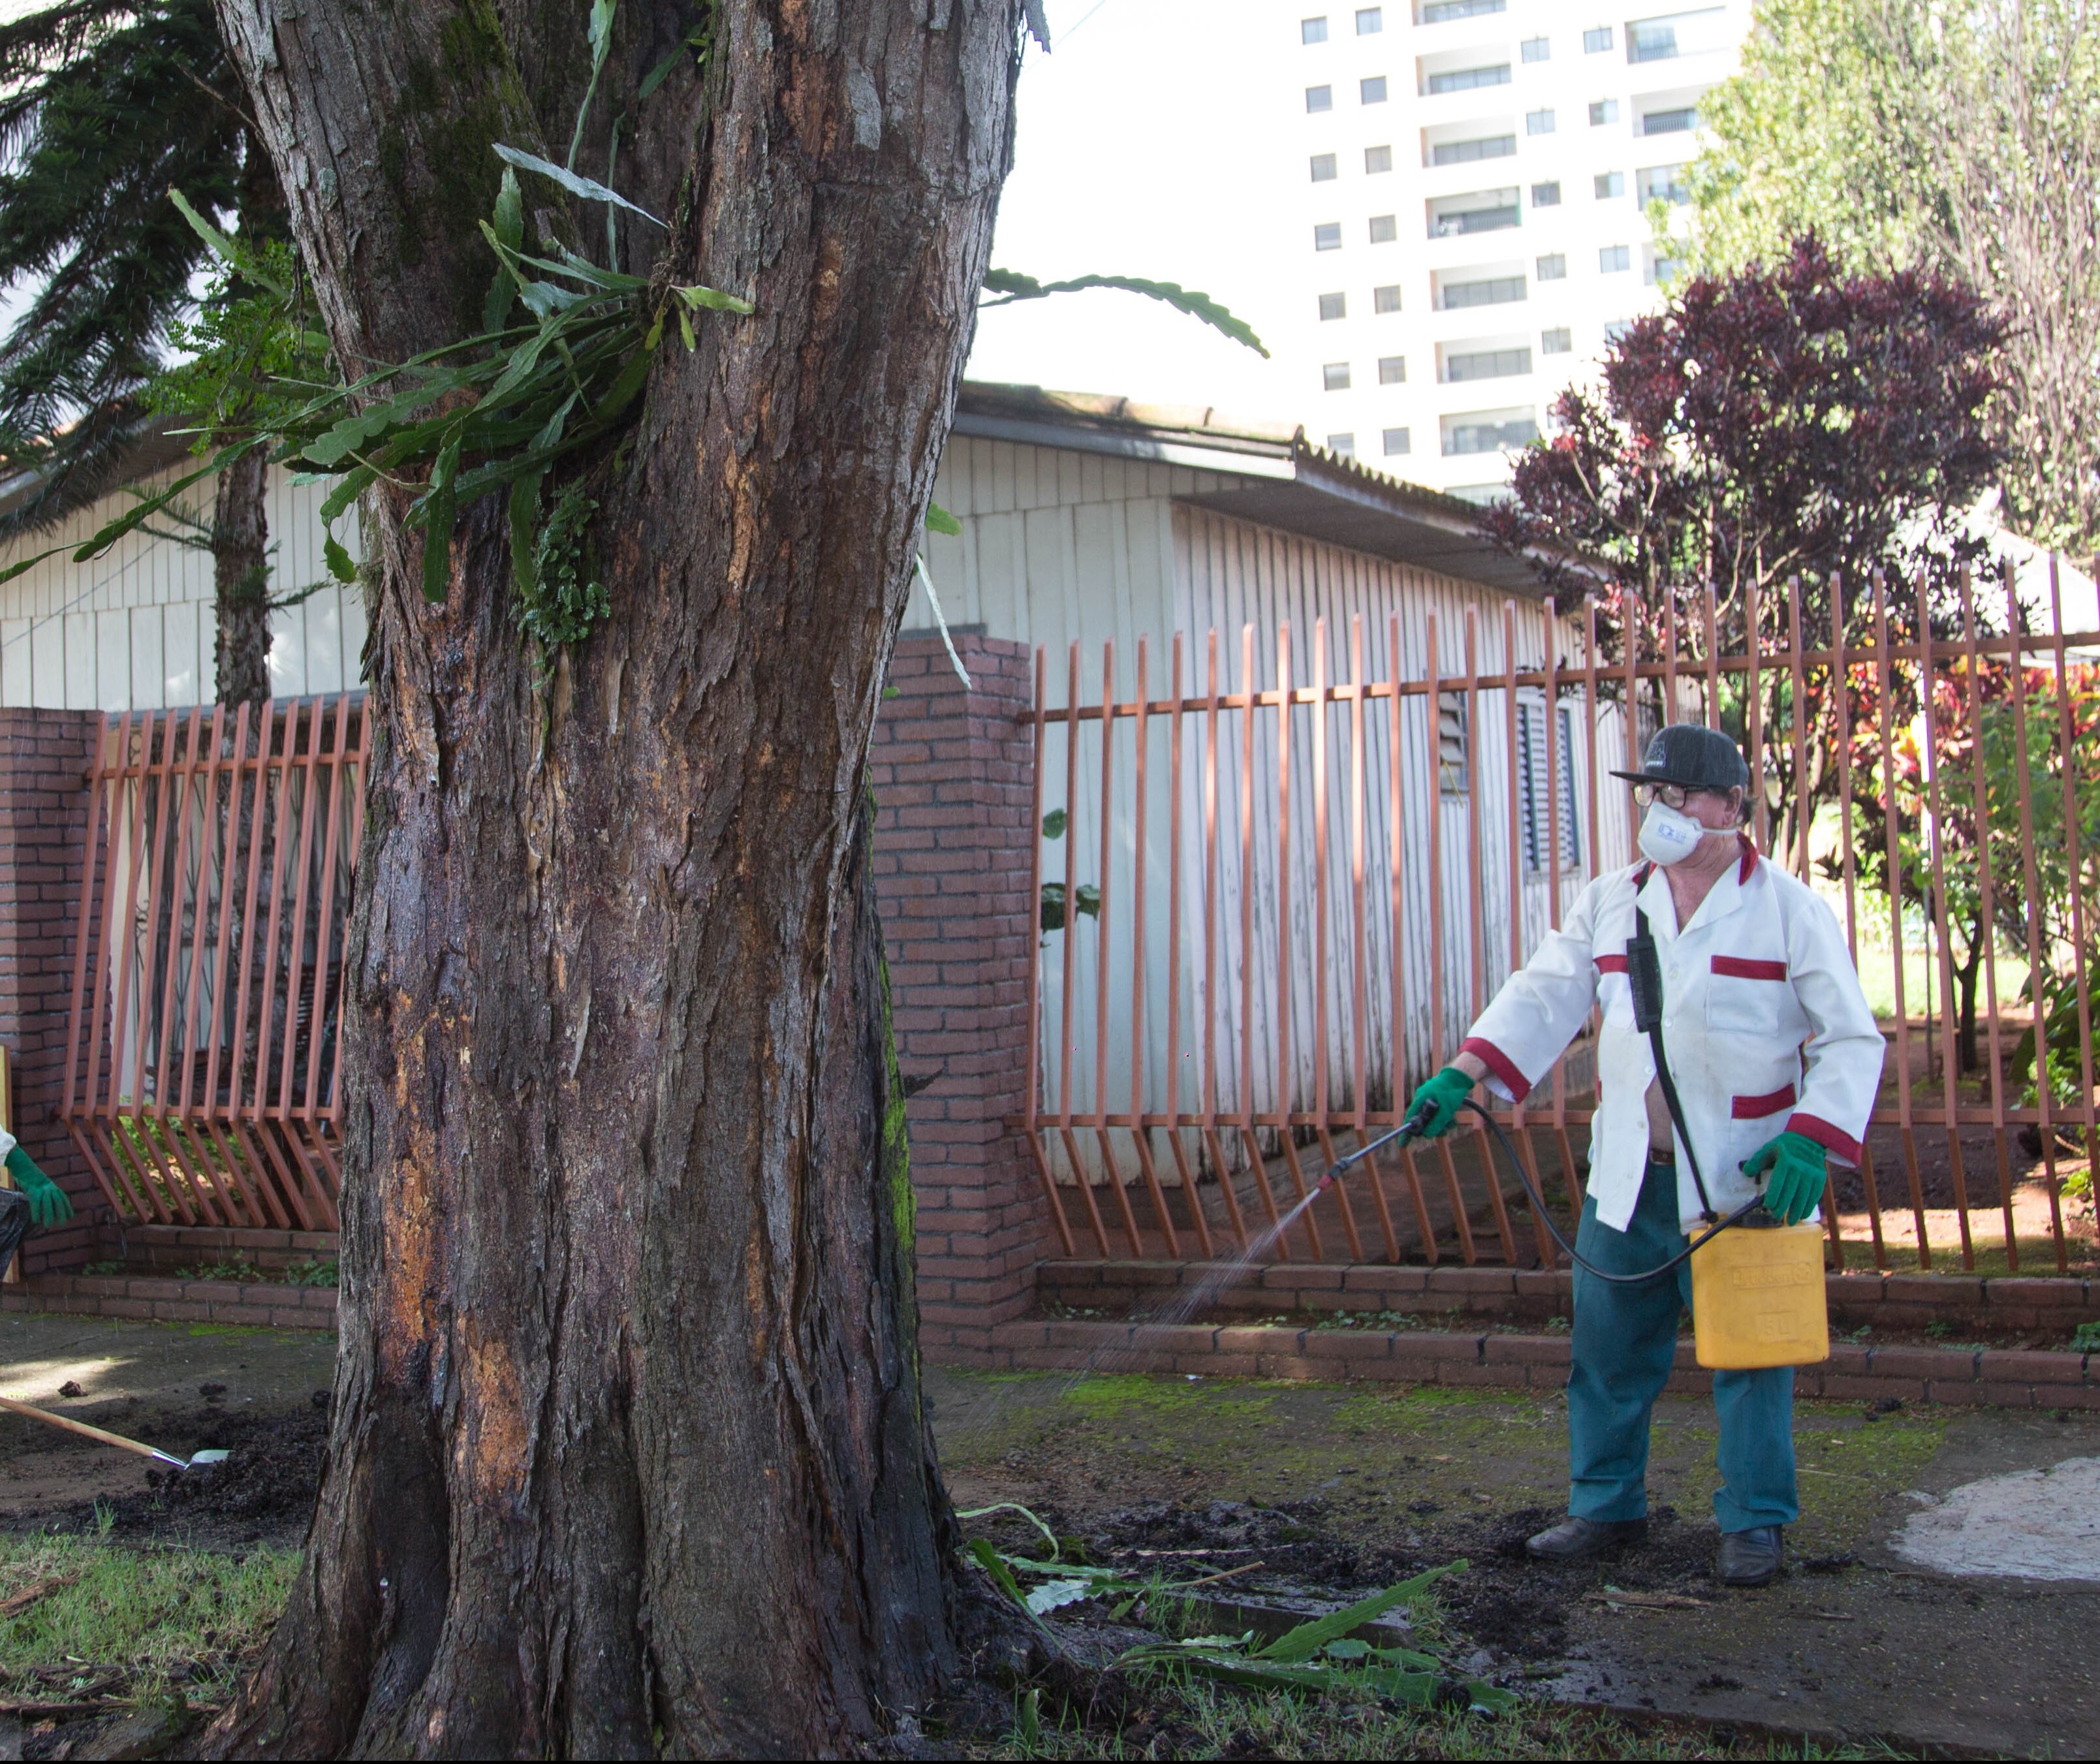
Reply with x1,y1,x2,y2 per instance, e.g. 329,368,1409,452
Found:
965,1315,2100,1410
0,1272,336,1331
1037,1259,2100,1332
118,1224,339,1274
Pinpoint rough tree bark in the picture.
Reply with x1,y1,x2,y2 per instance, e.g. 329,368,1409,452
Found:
202,0,1022,1753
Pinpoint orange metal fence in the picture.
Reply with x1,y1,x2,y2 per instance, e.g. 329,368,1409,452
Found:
57,696,367,1232
1022,562,2100,1276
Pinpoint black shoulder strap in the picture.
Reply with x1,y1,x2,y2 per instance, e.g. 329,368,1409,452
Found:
1629,905,1717,1222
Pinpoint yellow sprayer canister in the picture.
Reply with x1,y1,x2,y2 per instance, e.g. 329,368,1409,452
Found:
1689,1218,1828,1370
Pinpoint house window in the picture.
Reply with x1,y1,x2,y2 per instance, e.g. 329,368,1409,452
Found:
1600,243,1631,272
1642,106,1699,134
1432,134,1516,166
1522,35,1551,61
1443,345,1532,381
1427,63,1511,93
1583,24,1614,51
1356,6,1384,31
1637,163,1691,204
1531,180,1562,206
1303,14,1330,41
1422,0,1503,18
1439,693,1469,795
1308,84,1335,111
1383,426,1411,456
1594,170,1625,198
1314,221,1343,250
1361,74,1389,102
1319,291,1348,319
1373,283,1402,313
1589,98,1620,125
1379,354,1406,383
1518,699,1583,870
1327,432,1357,456
1441,409,1539,454
1541,325,1573,353
1537,251,1567,279
1369,213,1398,242
1324,362,1353,390
1527,108,1556,134
1439,275,1526,308
1366,144,1394,173
1311,152,1339,181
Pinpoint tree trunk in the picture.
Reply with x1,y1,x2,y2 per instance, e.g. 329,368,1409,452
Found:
204,1,1022,1753
212,445,272,707
1956,911,1986,1077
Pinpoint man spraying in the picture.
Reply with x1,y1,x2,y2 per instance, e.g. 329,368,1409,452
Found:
1407,725,1883,1588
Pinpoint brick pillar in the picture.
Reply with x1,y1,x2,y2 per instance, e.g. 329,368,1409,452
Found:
0,708,102,1276
870,631,1051,1359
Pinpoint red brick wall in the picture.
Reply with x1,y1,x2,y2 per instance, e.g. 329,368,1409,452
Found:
870,632,1053,1354
0,708,104,1275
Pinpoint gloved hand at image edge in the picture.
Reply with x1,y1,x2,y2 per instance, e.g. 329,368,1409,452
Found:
5,1144,72,1229
1407,1065,1475,1139
1740,1131,1826,1225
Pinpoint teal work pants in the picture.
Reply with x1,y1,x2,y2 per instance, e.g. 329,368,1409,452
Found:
1566,1155,1798,1534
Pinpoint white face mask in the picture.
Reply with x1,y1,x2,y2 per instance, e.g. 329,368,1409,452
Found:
1638,799,1708,866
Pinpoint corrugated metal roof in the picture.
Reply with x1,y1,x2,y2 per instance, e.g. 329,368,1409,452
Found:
952,381,1557,596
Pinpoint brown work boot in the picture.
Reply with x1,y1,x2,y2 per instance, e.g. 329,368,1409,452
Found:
1525,1516,1648,1561
1717,1525,1783,1587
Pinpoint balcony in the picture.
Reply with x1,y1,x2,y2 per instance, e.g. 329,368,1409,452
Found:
1429,187,1521,238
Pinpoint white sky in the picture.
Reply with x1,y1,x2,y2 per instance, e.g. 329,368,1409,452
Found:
965,0,1302,427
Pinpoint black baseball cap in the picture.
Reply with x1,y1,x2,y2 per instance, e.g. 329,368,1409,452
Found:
1609,723,1749,793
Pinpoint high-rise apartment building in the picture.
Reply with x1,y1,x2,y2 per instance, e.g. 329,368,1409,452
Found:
1277,1,1751,498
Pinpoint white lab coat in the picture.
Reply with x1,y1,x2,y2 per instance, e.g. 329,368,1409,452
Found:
1460,837,1885,1233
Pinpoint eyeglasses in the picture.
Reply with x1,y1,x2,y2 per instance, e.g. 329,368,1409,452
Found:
1633,781,1699,809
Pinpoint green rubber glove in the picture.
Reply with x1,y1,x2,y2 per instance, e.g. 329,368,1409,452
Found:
1406,1065,1475,1139
6,1144,72,1229
1741,1131,1826,1226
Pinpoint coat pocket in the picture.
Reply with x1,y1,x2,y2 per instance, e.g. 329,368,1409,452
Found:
1708,955,1788,1033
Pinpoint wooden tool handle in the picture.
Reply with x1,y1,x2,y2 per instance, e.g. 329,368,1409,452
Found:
0,1393,179,1466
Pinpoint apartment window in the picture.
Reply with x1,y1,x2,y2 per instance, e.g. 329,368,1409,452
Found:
1595,170,1625,198
1303,15,1330,42
1642,106,1699,134
1541,325,1573,353
1356,6,1383,31
1522,35,1551,61
1426,63,1511,93
1314,221,1343,250
1319,291,1348,319
1439,275,1526,309
1441,409,1540,454
1432,133,1516,166
1646,250,1682,286
1379,354,1406,383
1423,0,1503,16
1427,188,1519,236
1589,98,1620,125
1637,163,1691,205
1604,318,1636,342
1310,153,1339,183
1600,243,1631,272
1438,693,1469,794
1361,75,1388,103
1527,108,1556,134
1327,432,1357,456
1373,283,1402,313
1323,362,1353,391
1366,144,1394,173
1583,24,1614,51
1383,426,1411,456
1307,84,1335,112
1370,213,1398,242
1531,180,1562,206
1537,251,1567,279
1443,346,1533,382
1518,699,1582,870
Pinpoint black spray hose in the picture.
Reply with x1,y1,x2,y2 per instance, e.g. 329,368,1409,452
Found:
1313,1097,1764,1285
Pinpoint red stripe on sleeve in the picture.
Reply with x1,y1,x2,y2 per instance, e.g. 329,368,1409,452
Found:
1595,954,1629,974
1460,1036,1532,1104
1787,1111,1862,1163
1712,955,1788,980
1731,1084,1797,1118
